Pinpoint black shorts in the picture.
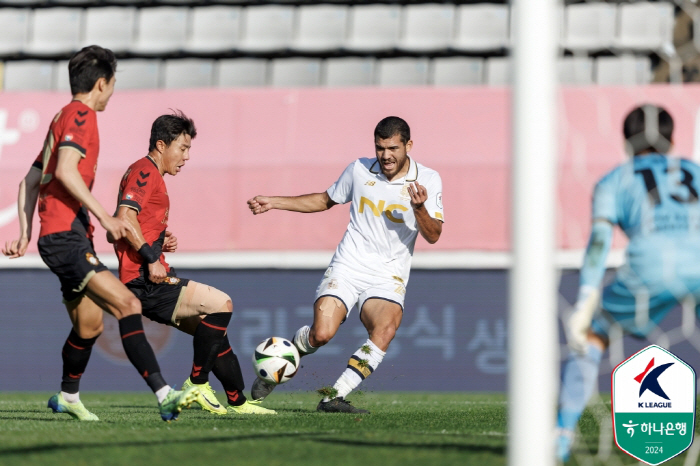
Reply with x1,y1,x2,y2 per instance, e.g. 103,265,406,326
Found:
126,271,190,326
38,231,109,303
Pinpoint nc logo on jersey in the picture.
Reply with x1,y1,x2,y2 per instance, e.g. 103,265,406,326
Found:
611,345,695,465
359,197,407,224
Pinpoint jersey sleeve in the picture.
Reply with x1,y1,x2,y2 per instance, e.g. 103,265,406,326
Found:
327,161,355,205
118,165,155,213
423,172,444,222
31,151,42,171
56,109,95,158
591,171,618,224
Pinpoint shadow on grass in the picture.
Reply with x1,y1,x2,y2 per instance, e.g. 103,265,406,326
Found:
311,437,505,455
0,431,504,457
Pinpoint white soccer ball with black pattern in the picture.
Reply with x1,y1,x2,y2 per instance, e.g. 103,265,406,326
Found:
252,337,300,385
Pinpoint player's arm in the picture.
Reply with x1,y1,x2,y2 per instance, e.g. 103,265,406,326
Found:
54,148,130,240
2,166,41,258
567,219,614,353
248,192,337,214
115,205,167,283
408,181,442,244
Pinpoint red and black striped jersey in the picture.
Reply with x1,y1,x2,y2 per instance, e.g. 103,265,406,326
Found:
33,100,100,239
115,156,171,284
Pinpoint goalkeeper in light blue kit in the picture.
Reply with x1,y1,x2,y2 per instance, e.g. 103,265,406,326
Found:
557,104,700,461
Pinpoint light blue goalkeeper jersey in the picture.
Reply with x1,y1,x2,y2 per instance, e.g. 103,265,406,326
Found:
591,153,700,289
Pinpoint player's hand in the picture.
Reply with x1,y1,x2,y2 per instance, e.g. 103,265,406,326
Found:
248,196,273,215
2,237,29,258
567,286,600,354
147,260,167,283
101,216,130,241
163,231,178,253
408,181,428,210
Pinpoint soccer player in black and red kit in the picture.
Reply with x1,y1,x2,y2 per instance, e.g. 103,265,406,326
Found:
2,46,201,421
112,112,274,415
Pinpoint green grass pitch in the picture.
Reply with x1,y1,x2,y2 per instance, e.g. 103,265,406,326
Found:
0,392,697,466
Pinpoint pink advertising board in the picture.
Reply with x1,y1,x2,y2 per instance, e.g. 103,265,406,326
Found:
1,85,699,254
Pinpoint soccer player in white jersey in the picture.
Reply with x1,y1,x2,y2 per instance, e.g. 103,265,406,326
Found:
557,105,700,461
247,116,444,413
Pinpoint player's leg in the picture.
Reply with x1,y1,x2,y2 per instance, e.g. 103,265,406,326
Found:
172,281,236,413
48,295,104,421
86,271,199,421
317,297,401,414
556,281,677,461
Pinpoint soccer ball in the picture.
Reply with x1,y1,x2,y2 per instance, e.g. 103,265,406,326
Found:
252,337,300,385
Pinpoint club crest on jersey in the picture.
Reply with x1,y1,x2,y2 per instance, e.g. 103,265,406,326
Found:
164,277,180,285
399,184,411,201
327,279,338,289
85,253,100,266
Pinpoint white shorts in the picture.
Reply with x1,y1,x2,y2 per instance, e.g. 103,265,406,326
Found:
314,264,406,317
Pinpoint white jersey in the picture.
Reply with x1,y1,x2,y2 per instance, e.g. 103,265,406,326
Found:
326,157,444,285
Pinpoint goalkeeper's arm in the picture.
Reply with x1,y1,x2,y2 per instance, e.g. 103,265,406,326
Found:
568,219,613,353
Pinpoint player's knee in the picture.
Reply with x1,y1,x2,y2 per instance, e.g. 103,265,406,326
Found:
120,294,142,317
309,327,335,347
372,325,397,346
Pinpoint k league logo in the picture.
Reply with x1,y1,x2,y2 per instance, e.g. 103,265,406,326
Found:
612,345,696,465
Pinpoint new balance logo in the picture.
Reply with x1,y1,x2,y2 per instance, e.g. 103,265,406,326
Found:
365,181,376,186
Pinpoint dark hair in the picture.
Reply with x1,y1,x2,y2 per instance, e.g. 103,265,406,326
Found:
68,45,117,95
148,110,197,152
374,116,411,144
623,104,674,155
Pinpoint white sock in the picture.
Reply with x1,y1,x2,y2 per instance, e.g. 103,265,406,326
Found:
293,325,318,355
155,385,172,404
61,391,80,404
331,339,386,399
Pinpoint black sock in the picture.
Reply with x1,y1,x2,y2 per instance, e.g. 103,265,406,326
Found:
61,329,98,394
118,314,165,392
191,312,231,384
212,337,247,406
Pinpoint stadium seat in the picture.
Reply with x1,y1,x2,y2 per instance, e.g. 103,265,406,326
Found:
345,5,401,52
377,58,429,87
115,59,161,90
3,60,54,91
164,59,214,89
453,4,509,52
558,56,594,85
563,3,617,52
432,57,484,86
292,5,348,52
239,5,295,53
270,58,321,87
83,7,136,54
185,6,242,53
485,57,511,86
617,2,674,53
53,60,70,91
0,9,30,55
26,8,82,55
595,55,652,85
217,59,268,87
398,4,456,52
324,58,375,87
131,7,189,55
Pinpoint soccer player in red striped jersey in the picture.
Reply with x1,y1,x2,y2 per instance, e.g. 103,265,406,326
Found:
112,112,274,415
2,46,200,422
